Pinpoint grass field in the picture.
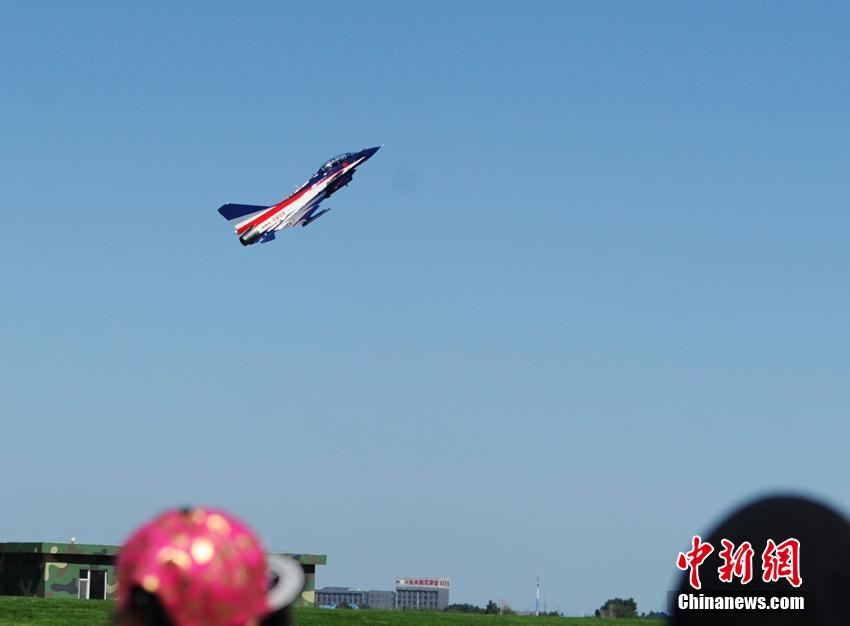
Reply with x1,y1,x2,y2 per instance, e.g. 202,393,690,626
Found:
0,597,664,626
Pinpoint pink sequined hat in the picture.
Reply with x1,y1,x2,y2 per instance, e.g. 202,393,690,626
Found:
117,507,304,626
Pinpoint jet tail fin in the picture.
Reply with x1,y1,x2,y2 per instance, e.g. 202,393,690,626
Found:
217,203,270,226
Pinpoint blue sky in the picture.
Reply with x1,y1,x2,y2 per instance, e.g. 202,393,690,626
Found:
2,1,849,615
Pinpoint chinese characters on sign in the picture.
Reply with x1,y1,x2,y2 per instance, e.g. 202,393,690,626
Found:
676,536,802,589
396,578,451,588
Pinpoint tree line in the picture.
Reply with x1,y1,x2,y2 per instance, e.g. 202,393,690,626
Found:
444,597,667,619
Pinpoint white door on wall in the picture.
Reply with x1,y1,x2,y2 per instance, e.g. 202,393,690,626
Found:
78,569,106,599
78,569,89,599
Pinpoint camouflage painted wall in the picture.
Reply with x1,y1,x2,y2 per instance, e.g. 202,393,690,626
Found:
276,554,326,608
43,543,116,600
0,543,118,600
1,544,324,607
293,565,316,608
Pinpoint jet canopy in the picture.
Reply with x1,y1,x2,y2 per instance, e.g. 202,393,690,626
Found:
318,152,356,174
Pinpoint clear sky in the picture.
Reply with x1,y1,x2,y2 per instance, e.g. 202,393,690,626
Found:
2,1,849,615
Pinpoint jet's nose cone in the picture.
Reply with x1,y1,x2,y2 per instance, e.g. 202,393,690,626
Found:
361,145,381,160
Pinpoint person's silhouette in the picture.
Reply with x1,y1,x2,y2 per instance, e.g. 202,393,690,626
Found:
670,495,850,625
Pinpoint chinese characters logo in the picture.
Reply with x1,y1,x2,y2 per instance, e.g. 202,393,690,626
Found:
676,536,801,589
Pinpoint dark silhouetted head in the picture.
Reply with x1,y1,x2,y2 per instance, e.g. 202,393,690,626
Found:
670,494,850,626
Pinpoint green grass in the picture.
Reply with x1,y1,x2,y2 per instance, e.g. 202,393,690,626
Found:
293,610,661,626
0,597,664,626
0,596,112,626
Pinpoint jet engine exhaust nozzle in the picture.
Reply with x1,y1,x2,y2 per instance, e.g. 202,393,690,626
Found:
239,228,262,246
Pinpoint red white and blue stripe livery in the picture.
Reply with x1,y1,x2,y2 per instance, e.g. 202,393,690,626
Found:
217,146,381,246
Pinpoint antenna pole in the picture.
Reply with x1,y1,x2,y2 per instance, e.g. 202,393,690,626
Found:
536,575,540,616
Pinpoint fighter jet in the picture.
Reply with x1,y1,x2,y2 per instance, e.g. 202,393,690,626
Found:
217,146,381,246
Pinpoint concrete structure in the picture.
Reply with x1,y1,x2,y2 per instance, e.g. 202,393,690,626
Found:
0,542,326,607
395,577,450,610
315,587,396,609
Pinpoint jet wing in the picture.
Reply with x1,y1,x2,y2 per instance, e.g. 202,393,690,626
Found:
280,191,329,229
298,191,328,224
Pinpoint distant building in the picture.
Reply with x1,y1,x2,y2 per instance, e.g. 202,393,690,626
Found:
315,587,396,609
395,578,450,610
0,542,326,606
316,587,366,608
367,589,396,610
